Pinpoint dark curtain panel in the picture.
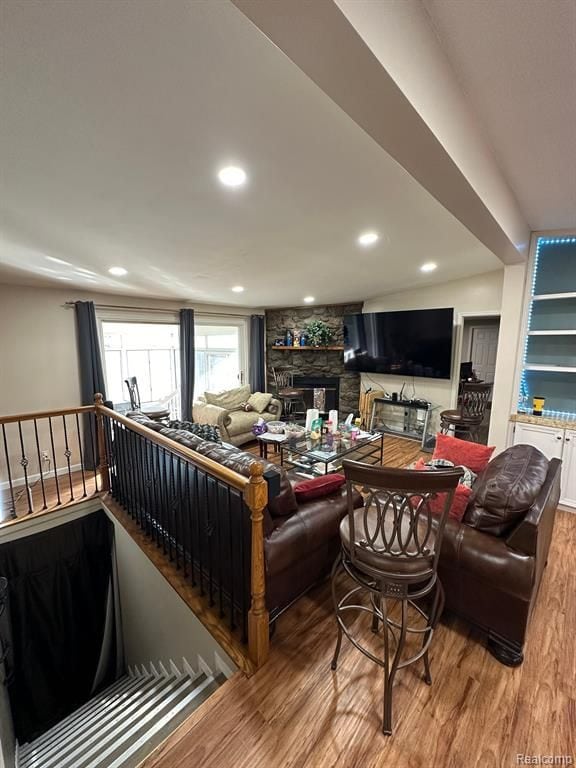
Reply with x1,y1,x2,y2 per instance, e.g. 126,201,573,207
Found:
249,315,265,393
0,511,118,742
180,308,195,421
75,301,107,469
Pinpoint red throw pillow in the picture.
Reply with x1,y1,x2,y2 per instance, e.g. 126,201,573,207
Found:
433,433,495,474
428,484,472,522
294,473,346,502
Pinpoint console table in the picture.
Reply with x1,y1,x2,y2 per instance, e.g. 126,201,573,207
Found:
369,398,437,450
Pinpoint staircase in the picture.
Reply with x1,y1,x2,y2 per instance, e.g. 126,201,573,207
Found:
18,658,225,768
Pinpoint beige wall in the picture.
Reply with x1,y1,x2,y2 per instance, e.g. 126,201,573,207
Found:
362,270,504,431
0,283,258,415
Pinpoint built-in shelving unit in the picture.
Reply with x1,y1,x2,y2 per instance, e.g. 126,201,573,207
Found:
518,236,576,417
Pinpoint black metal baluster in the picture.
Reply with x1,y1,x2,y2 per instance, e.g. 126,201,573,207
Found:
185,462,194,584
48,417,62,506
227,486,235,631
87,414,99,493
104,418,115,497
127,430,137,522
17,421,33,514
179,460,187,578
240,498,249,643
143,438,153,538
160,448,169,555
33,419,48,511
207,475,214,607
151,443,161,547
133,432,143,528
74,414,88,498
119,425,129,508
173,458,181,571
1,424,17,520
168,456,175,562
61,415,74,501
194,468,203,594
217,482,224,619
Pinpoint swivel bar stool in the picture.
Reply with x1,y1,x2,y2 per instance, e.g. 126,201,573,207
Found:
331,460,463,735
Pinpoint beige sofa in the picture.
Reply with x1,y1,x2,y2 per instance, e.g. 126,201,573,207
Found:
192,385,282,446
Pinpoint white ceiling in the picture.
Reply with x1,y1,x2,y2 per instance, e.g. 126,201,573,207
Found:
422,0,576,232
0,0,501,306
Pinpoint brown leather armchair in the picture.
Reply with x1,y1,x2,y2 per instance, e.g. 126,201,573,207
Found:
435,444,562,666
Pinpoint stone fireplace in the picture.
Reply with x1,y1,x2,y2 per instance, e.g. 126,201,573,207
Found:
265,302,361,418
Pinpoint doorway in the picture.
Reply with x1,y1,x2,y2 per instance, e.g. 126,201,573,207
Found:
460,315,501,444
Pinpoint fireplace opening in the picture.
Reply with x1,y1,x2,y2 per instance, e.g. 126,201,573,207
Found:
293,376,340,414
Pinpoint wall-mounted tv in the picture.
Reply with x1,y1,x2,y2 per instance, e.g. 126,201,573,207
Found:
343,308,454,379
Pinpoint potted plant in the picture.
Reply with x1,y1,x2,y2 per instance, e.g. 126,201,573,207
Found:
304,319,332,347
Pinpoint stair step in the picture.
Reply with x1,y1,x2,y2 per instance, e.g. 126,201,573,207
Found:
19,661,224,768
19,676,142,763
37,675,183,768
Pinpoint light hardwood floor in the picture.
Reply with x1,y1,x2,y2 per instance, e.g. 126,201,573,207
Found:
140,512,575,767
0,470,100,524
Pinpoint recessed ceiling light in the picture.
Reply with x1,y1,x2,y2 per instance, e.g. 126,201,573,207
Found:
46,256,71,265
218,166,247,188
108,266,128,277
303,296,315,304
231,285,245,293
358,232,379,247
420,262,437,273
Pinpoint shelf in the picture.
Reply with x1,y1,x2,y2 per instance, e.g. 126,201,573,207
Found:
528,330,576,336
532,292,576,301
524,364,576,373
271,346,344,351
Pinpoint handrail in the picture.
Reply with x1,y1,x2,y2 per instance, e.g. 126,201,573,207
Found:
94,395,269,668
96,403,249,492
0,405,95,425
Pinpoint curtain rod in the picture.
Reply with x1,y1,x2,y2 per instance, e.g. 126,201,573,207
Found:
63,301,262,318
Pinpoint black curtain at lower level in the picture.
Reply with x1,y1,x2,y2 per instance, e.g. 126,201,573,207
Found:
180,308,195,421
249,315,265,393
0,511,117,742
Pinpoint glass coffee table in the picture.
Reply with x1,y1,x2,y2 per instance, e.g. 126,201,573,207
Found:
280,431,384,475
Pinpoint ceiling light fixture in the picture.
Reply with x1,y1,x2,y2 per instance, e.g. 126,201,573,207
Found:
108,266,128,277
231,285,245,293
420,262,437,273
303,296,315,304
218,166,247,188
358,232,379,247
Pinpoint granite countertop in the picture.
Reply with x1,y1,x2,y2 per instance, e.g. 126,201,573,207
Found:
510,412,576,429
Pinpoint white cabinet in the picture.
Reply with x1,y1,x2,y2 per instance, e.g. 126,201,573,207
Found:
513,422,564,461
561,430,576,507
512,421,575,508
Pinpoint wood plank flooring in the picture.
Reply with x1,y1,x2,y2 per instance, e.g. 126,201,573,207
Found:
141,511,576,768
0,470,100,524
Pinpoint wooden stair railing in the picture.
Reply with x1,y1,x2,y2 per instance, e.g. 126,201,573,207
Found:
94,396,270,671
1,396,270,672
0,403,101,522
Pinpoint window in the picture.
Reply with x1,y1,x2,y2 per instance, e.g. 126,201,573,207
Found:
194,321,247,397
102,322,180,411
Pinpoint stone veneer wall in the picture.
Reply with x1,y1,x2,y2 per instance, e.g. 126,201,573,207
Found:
265,303,362,418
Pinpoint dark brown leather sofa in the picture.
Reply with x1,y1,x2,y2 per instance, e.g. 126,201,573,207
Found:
127,413,362,621
436,443,562,666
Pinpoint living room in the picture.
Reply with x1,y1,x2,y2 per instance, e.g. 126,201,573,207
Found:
0,1,574,767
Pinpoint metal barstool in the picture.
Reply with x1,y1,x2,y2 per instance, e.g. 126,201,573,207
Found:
331,460,463,735
440,382,492,442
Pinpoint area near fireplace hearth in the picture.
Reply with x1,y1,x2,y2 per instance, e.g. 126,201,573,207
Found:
265,303,361,418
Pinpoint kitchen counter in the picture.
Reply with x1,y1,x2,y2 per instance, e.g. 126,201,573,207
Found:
510,412,576,429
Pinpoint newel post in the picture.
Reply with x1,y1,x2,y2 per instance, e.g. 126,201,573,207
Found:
244,462,270,667
94,393,110,492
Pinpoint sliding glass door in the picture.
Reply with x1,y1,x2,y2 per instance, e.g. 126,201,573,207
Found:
194,320,247,398
101,321,180,412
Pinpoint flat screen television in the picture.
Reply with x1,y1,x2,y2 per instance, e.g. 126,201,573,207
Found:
343,308,454,379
